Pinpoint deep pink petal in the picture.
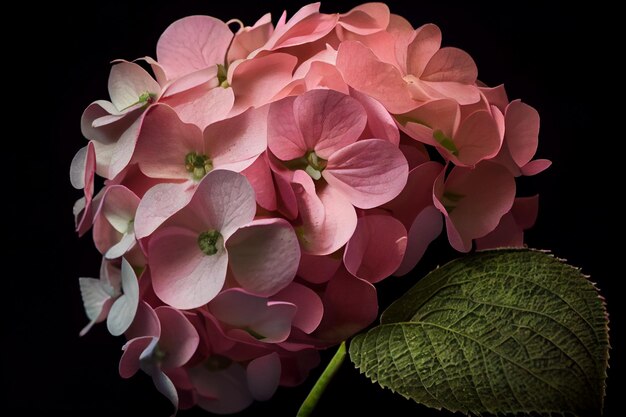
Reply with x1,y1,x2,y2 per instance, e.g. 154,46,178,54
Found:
337,40,417,114
227,218,300,296
135,104,203,180
273,282,324,334
247,353,281,401
155,307,200,370
475,212,524,250
297,253,342,284
206,106,268,172
394,206,443,276
344,214,407,283
134,182,196,239
314,268,378,343
190,363,253,414
512,195,540,229
150,227,228,309
520,159,551,176
505,100,540,167
120,336,154,378
291,171,357,255
157,16,233,80
295,90,366,159
324,139,408,208
242,153,277,211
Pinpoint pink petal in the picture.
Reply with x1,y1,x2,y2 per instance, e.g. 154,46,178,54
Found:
344,213,407,283
397,99,459,146
78,278,115,336
163,83,235,130
324,139,408,208
350,87,400,145
227,218,300,296
135,104,204,180
273,282,324,334
505,100,540,167
161,66,219,97
480,84,509,112
150,227,228,309
125,301,161,339
184,170,256,239
134,182,196,239
336,40,417,113
314,267,378,343
512,195,539,229
293,90,366,159
206,106,269,172
394,206,443,276
266,4,337,50
99,185,140,232
406,24,442,76
229,53,298,115
415,79,480,105
421,47,478,84
435,162,516,252
247,353,281,401
521,159,551,176
383,161,443,228
157,16,233,80
297,253,342,284
242,153,277,211
475,212,523,250
453,109,502,166
268,96,307,160
400,143,430,170
155,307,200,370
227,13,274,62
291,171,357,255
120,336,154,378
338,3,390,35
108,61,160,111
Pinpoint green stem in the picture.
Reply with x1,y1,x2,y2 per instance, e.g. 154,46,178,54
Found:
297,341,347,417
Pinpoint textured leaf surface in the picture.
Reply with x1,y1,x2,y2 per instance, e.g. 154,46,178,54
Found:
350,249,609,416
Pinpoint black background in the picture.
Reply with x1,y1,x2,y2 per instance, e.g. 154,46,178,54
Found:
9,1,621,416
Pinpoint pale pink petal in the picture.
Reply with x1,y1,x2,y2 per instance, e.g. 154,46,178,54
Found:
324,139,408,208
99,185,140,232
251,302,297,343
135,104,203,180
453,110,502,166
273,282,324,334
107,115,145,179
149,368,179,412
291,171,357,255
292,90,366,159
120,336,154,378
104,232,136,260
314,268,377,343
337,41,417,114
155,307,200,370
206,106,268,172
227,218,300,296
228,13,273,62
247,353,281,401
78,278,115,336
70,144,90,189
164,83,235,130
505,100,540,167
150,227,228,309
344,214,407,283
107,258,139,336
406,24,442,76
191,363,253,414
435,162,516,252
229,53,298,114
297,253,342,284
242,153,277,211
184,170,256,239
161,66,219,97
268,96,307,160
350,87,400,145
421,47,478,84
157,16,233,80
394,206,443,276
108,62,160,111
338,3,390,35
520,159,551,176
134,182,196,239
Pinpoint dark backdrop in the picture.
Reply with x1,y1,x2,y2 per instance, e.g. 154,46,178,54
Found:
10,1,621,416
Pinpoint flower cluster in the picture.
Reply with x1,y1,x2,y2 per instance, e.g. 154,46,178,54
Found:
72,2,548,413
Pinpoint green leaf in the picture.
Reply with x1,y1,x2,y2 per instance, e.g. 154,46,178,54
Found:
350,249,609,416
297,342,346,417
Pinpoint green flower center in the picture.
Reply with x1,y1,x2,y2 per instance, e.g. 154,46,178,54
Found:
185,152,213,180
197,229,222,255
441,191,464,214
204,355,232,371
433,130,459,156
284,150,328,180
